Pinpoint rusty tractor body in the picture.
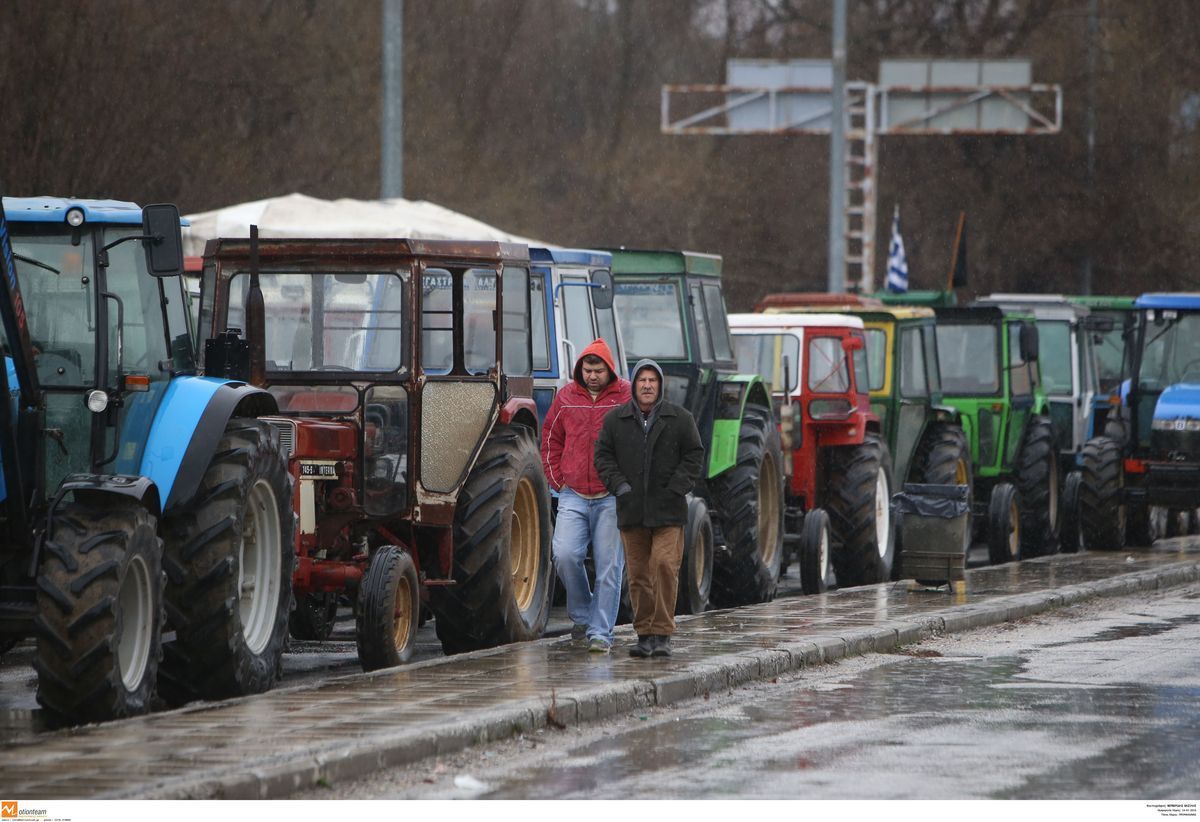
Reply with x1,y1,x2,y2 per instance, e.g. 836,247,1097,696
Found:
198,237,553,666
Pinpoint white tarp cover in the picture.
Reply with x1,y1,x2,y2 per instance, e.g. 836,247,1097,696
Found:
183,192,542,256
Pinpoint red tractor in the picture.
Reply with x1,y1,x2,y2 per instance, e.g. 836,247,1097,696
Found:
197,236,554,668
730,312,887,591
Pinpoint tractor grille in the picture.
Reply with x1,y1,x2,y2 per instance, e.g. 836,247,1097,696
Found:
265,418,296,458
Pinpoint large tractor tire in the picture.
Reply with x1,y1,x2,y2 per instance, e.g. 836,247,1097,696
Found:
986,481,1021,564
289,592,340,641
159,419,294,704
709,406,785,607
676,495,714,615
356,546,420,671
33,500,163,725
799,508,831,595
1014,416,1060,557
430,425,553,655
1128,505,1163,547
1079,436,1125,551
825,433,895,586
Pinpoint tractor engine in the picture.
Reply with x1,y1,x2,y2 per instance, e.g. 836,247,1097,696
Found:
1150,384,1200,460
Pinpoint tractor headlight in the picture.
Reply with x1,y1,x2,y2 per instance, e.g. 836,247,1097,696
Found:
65,207,85,227
1151,418,1200,432
86,389,109,413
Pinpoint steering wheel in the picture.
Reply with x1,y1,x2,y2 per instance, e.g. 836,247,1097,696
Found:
1179,358,1200,384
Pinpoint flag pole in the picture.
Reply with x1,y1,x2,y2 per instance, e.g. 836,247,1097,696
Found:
946,211,966,293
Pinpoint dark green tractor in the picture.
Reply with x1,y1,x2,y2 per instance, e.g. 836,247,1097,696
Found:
610,250,784,608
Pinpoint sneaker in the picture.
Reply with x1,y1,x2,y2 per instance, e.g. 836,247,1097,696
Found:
628,635,654,658
570,623,588,642
587,637,611,654
650,635,672,657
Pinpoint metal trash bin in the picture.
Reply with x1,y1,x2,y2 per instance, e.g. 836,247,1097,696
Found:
892,483,970,586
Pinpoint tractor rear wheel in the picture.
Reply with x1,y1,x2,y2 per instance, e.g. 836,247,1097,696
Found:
159,419,293,704
1127,505,1163,547
430,425,553,654
799,508,831,595
34,500,163,725
1079,436,1125,551
710,406,785,606
289,593,340,641
676,495,713,615
1059,471,1083,554
356,546,419,671
1014,416,1060,557
986,482,1021,564
825,433,895,586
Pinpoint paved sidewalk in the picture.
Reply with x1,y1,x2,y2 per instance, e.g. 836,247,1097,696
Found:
2,543,1198,799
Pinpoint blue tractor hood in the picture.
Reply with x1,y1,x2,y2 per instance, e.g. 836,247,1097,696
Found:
1153,382,1200,422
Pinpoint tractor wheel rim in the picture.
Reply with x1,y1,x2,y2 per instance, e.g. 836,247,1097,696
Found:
392,568,413,651
818,522,830,582
757,452,781,566
511,476,540,613
955,458,969,485
875,469,891,559
117,553,153,691
240,478,282,655
1047,456,1059,527
1009,498,1020,559
694,523,707,589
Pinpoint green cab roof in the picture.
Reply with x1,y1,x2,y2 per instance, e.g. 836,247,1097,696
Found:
607,248,722,277
1067,295,1137,310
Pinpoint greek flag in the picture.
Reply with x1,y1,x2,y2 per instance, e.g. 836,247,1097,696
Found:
885,204,908,293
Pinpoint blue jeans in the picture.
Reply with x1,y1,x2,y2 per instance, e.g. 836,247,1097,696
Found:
553,488,624,642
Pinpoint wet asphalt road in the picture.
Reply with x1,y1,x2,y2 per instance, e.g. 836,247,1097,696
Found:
296,582,1200,800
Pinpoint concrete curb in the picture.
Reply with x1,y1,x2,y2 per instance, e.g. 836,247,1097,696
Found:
150,560,1200,799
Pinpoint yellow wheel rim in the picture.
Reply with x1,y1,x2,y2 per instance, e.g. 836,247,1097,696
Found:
511,476,540,612
758,451,781,567
955,458,969,485
1009,497,1021,559
392,569,413,651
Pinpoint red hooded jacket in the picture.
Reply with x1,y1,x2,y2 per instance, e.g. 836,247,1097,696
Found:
540,338,632,496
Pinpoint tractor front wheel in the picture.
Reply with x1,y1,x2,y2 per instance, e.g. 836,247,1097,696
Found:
1014,416,1060,557
159,419,294,704
34,500,163,725
986,482,1021,565
1079,436,1125,551
676,495,713,615
799,508,832,595
430,425,553,654
1060,471,1083,554
356,546,419,671
709,406,785,606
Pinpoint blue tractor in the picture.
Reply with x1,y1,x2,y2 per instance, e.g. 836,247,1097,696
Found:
0,196,293,725
1079,293,1200,548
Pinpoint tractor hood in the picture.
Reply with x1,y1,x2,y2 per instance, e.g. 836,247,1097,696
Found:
1153,382,1200,424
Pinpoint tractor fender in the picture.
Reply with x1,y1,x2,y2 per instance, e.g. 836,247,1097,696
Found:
139,376,278,512
931,403,962,425
54,474,162,518
500,396,539,435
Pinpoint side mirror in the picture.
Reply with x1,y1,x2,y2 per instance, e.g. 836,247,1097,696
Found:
1020,322,1040,362
142,203,184,277
591,269,614,310
842,335,865,353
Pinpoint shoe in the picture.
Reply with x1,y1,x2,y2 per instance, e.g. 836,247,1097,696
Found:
570,623,588,642
587,637,612,654
650,635,672,657
628,635,654,658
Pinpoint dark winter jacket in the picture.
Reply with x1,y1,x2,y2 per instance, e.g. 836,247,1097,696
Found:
540,338,632,495
594,360,705,528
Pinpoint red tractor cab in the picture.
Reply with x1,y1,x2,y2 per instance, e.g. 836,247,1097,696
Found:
729,313,881,593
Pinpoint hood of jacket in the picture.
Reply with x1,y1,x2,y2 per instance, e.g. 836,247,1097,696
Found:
630,358,666,412
573,338,621,389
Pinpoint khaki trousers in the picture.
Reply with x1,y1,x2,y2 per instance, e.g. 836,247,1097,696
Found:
620,525,684,636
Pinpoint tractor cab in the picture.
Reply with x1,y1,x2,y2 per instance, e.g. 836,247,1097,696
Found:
1130,294,1200,460
529,246,622,422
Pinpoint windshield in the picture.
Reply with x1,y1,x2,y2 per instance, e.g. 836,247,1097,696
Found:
936,323,1000,395
9,227,97,387
733,332,799,395
228,270,407,373
1093,311,1129,392
865,328,887,391
1139,311,1200,390
1037,320,1073,395
613,278,687,360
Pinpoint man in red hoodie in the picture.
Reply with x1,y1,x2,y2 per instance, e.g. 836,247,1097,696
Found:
541,338,632,653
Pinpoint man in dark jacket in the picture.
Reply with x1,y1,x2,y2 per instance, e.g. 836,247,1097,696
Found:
594,358,704,658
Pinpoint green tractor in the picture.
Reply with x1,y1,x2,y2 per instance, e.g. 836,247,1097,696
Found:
933,305,1059,563
610,250,784,608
